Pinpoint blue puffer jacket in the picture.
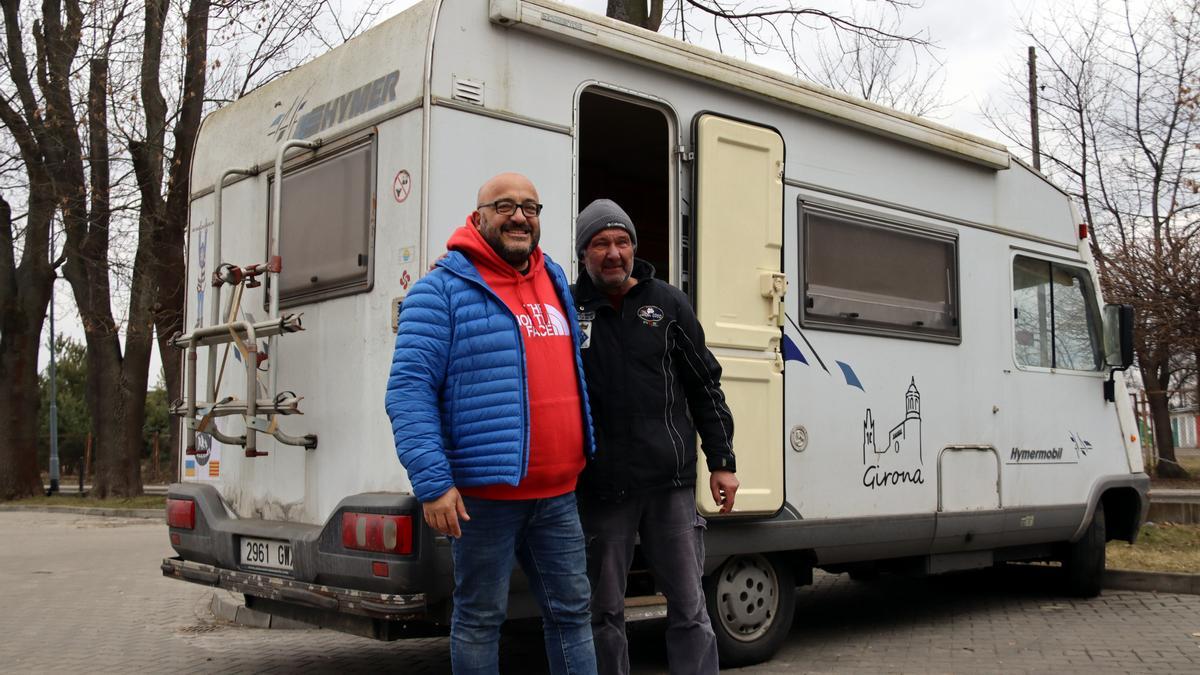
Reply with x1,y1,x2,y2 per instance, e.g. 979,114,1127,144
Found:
384,247,594,503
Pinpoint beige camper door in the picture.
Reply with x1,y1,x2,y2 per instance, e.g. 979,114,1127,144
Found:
692,114,785,516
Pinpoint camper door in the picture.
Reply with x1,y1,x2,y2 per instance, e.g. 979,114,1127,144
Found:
691,113,785,517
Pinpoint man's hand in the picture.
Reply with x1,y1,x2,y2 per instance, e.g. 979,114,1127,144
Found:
710,470,739,513
422,487,470,538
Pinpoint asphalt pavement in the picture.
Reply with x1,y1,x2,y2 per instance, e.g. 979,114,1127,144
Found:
4,510,1200,674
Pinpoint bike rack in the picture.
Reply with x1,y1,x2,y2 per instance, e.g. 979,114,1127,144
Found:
175,151,322,459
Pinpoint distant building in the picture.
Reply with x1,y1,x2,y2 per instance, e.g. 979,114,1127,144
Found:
1170,404,1198,450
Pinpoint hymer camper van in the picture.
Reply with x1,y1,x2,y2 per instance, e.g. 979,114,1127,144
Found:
162,0,1149,665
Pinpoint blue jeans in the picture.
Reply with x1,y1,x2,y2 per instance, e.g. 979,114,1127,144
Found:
451,492,597,675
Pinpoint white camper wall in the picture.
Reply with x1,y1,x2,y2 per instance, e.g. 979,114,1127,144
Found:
184,112,423,523
425,108,574,263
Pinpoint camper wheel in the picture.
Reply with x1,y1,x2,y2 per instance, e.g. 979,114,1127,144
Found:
704,553,796,667
1063,502,1106,598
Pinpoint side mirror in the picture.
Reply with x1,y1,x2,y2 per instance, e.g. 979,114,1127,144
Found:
1102,303,1134,402
1103,303,1134,369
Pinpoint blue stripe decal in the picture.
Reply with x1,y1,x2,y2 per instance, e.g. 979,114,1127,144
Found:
781,335,808,364
836,361,864,391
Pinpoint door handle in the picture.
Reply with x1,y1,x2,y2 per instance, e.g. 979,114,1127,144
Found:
760,272,788,327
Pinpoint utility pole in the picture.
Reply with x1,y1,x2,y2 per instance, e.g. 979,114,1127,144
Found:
47,275,60,495
1028,46,1041,171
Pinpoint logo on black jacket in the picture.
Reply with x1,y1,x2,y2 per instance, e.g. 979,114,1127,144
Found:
637,305,665,326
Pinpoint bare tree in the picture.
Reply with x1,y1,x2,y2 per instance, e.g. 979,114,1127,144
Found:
0,0,389,498
606,1,945,117
986,0,1200,478
0,191,50,499
0,0,88,499
799,11,949,117
608,0,930,59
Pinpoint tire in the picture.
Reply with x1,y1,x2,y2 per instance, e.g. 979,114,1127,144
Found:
703,553,797,667
1063,502,1106,598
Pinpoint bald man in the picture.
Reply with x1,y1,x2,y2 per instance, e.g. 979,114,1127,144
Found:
386,173,598,674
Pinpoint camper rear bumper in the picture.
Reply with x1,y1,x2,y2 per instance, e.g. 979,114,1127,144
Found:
164,482,451,606
161,556,427,620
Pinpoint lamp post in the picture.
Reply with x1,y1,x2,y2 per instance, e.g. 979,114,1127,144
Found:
47,274,59,495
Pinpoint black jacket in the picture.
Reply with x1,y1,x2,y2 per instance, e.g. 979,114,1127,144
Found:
572,259,735,501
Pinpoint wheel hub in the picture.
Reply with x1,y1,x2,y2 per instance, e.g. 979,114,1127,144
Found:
713,554,778,642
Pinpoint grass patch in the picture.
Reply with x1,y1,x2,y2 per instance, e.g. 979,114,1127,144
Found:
1148,453,1200,488
1184,456,1200,473
8,494,166,510
1107,522,1200,574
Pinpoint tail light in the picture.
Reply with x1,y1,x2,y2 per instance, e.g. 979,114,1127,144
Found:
341,512,413,555
166,498,196,530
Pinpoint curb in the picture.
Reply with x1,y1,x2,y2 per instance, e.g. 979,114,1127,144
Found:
0,504,164,520
1104,569,1200,595
209,591,313,630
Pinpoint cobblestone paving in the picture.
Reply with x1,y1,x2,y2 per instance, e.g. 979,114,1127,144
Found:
3,511,1200,674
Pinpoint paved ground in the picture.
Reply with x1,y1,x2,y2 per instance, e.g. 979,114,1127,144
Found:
4,511,1200,674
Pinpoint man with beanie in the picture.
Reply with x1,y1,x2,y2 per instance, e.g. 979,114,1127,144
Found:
572,198,738,675
385,173,597,675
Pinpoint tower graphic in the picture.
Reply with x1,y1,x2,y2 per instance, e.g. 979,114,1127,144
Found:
862,378,924,465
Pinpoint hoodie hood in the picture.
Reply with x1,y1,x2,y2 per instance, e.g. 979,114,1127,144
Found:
446,215,544,279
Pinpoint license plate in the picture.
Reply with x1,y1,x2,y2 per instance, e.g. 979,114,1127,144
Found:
240,537,293,572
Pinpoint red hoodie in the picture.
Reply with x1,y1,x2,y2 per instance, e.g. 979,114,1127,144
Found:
447,219,586,500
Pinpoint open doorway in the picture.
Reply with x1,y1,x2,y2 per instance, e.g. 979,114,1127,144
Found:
577,88,673,281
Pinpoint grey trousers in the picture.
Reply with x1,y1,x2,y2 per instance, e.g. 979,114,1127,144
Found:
579,487,719,675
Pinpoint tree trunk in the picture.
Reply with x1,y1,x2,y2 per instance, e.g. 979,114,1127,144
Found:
0,0,63,500
607,0,661,30
1142,362,1189,479
0,312,48,500
62,55,153,499
0,193,55,501
84,339,148,498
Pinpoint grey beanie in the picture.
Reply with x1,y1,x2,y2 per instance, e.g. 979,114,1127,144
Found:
576,198,637,256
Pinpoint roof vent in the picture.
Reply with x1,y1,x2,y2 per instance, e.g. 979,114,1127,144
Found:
452,77,484,106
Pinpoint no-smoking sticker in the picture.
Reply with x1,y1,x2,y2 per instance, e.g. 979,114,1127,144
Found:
393,170,412,203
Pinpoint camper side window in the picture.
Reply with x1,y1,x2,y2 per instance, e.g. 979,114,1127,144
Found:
270,139,375,308
802,206,959,341
1012,255,1104,371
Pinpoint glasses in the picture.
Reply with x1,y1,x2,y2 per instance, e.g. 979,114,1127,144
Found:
477,199,543,217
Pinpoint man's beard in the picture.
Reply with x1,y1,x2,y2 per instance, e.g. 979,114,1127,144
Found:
586,263,631,292
483,223,537,267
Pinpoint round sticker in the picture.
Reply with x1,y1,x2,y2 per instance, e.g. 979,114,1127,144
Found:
393,170,412,203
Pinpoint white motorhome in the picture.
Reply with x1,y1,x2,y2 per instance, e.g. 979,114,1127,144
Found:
163,0,1149,665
